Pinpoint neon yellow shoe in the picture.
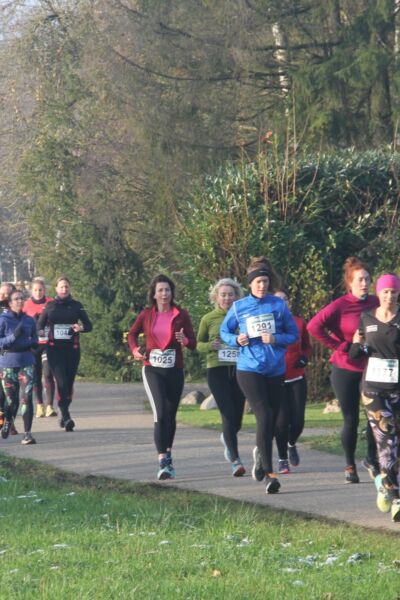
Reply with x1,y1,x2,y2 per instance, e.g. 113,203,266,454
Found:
45,405,57,417
36,404,45,418
375,474,392,513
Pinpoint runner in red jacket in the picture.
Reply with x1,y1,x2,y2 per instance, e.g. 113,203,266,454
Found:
128,274,196,481
23,278,56,418
274,291,312,473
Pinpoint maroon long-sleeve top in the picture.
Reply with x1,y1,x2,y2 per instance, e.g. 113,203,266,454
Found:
128,304,196,368
307,293,379,372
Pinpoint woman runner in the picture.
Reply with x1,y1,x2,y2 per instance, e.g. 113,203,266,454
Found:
274,290,312,474
197,278,246,476
23,278,56,418
349,274,400,522
220,257,298,494
0,289,38,444
37,277,92,432
128,274,196,480
307,257,379,483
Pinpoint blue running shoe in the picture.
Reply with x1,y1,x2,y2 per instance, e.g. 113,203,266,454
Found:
288,444,300,467
158,458,172,481
252,447,264,482
278,459,290,474
220,433,232,463
232,460,246,477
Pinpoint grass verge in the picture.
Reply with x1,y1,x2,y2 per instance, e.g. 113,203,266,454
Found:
0,453,399,599
177,402,345,431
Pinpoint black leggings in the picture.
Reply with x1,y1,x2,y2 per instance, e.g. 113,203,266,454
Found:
207,366,245,461
46,345,80,421
142,366,184,454
32,346,55,406
275,377,307,460
330,365,377,467
237,370,284,474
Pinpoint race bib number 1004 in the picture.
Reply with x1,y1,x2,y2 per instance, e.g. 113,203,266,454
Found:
246,313,276,339
54,324,72,340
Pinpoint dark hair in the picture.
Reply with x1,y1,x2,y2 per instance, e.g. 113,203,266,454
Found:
246,256,281,293
342,256,371,292
7,289,25,307
147,274,176,306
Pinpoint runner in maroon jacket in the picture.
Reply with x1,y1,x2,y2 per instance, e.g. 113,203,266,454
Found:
128,274,196,480
274,290,312,473
23,278,56,418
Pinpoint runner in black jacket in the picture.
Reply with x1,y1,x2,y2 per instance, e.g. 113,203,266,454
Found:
37,277,92,431
349,273,400,523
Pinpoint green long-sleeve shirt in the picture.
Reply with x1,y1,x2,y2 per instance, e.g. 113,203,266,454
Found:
197,307,238,368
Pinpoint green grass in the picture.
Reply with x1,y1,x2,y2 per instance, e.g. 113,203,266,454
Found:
0,454,399,599
177,402,344,431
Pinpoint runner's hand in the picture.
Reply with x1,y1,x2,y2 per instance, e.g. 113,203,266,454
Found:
261,333,275,344
237,333,249,346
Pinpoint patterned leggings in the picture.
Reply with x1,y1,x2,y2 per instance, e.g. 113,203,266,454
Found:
362,391,400,491
1,366,34,433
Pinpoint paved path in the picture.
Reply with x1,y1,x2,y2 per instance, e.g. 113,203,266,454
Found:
0,382,398,533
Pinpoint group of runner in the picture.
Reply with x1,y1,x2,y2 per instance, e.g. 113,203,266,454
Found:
0,277,92,444
1,256,399,524
128,256,400,523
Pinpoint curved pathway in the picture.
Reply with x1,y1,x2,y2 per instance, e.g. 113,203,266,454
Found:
0,382,398,532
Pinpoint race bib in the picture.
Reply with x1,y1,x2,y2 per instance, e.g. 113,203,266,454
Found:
54,324,72,340
366,357,399,383
38,326,50,343
218,346,240,363
149,349,176,368
246,313,276,338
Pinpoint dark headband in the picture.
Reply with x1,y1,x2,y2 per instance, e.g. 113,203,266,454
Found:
247,268,271,284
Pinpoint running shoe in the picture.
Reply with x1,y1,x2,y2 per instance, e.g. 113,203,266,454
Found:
36,404,45,418
278,459,290,474
375,474,394,513
391,499,400,523
167,464,176,479
0,412,4,430
45,405,57,417
288,444,300,467
157,459,172,480
345,466,359,484
265,475,281,494
361,457,380,481
252,447,265,482
10,423,18,435
220,433,232,463
232,460,246,477
64,419,75,432
59,417,65,429
21,433,36,445
1,420,12,439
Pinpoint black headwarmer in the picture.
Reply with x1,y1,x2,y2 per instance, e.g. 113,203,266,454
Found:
247,268,271,285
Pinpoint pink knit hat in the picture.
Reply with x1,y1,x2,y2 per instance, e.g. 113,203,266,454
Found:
375,274,400,294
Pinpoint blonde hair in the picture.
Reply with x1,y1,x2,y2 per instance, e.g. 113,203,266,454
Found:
209,278,243,306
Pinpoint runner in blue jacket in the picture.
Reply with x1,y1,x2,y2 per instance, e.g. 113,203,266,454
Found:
220,256,298,494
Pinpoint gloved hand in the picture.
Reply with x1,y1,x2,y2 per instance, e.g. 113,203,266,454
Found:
13,322,24,339
294,356,308,368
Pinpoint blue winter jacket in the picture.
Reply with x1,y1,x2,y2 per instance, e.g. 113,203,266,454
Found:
0,310,37,368
220,294,298,376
